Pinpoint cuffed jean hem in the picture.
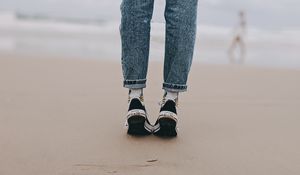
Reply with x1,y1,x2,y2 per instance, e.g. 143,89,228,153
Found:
162,82,187,92
123,79,146,89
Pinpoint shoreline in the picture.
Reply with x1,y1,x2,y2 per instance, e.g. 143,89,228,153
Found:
1,52,300,71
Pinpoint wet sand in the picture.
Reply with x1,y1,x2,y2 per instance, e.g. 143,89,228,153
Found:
0,54,300,175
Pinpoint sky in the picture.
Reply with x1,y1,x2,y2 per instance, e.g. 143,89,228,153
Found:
0,0,299,30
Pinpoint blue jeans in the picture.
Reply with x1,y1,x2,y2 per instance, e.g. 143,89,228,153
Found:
120,0,198,92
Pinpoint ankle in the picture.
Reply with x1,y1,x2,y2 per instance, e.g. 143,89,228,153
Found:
128,88,144,101
164,91,178,101
163,90,179,106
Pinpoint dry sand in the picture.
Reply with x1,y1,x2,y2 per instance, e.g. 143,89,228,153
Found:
0,54,300,175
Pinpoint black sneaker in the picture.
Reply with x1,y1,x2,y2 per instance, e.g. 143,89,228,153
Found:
126,97,152,136
153,97,178,137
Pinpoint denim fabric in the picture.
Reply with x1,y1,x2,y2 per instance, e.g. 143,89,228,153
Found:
120,0,198,92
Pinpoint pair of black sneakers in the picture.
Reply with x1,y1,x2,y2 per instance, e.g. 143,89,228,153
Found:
126,95,178,137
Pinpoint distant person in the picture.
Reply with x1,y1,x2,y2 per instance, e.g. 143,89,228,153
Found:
228,11,247,64
120,0,198,137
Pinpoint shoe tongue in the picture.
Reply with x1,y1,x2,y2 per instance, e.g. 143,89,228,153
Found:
128,98,145,111
160,99,177,113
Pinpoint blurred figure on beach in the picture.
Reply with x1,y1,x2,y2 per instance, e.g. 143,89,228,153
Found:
228,10,247,64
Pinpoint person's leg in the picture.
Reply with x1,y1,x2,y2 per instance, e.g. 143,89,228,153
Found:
154,0,198,137
163,0,198,92
239,37,246,64
120,0,155,89
228,37,238,64
120,0,154,135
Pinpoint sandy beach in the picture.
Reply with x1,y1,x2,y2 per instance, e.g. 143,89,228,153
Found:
0,53,300,175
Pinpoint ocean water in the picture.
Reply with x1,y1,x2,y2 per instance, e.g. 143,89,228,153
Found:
0,11,300,69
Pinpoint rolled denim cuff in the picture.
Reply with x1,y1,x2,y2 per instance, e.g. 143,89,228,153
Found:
162,82,187,92
123,79,146,89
